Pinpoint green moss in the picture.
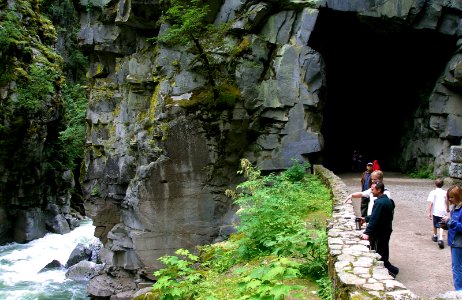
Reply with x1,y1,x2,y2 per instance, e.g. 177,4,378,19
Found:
37,15,58,44
230,35,251,58
215,84,240,108
159,122,170,141
91,145,106,158
166,84,239,110
90,79,116,102
148,85,160,119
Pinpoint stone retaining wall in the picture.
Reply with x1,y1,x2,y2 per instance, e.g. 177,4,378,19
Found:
450,146,462,179
314,165,419,299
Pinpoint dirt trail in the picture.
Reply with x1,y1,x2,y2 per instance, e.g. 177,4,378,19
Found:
339,172,453,299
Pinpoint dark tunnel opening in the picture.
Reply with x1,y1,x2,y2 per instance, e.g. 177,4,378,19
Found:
308,9,457,174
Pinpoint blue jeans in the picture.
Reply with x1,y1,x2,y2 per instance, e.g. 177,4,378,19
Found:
452,247,462,290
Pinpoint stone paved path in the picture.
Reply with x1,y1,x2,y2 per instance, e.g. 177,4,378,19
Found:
339,172,453,299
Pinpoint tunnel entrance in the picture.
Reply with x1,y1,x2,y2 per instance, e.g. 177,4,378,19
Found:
308,9,457,173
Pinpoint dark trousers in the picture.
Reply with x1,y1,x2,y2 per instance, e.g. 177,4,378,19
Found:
360,197,370,218
369,234,399,276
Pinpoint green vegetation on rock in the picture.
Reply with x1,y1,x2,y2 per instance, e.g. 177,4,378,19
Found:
57,84,88,170
0,0,88,204
141,159,333,300
153,0,233,102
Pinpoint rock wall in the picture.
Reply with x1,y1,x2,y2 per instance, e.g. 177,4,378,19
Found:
0,0,81,244
391,1,462,176
77,0,462,297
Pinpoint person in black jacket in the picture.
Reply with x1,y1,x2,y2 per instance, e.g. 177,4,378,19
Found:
360,181,399,278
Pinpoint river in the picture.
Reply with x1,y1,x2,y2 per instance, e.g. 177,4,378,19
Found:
0,219,95,300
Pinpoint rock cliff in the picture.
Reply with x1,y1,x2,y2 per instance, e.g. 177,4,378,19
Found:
76,0,462,297
0,0,83,244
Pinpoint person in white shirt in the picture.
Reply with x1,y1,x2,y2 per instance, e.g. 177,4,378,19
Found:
345,170,391,216
427,178,448,248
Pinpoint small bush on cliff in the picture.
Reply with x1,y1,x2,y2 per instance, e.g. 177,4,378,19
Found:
16,63,60,115
58,83,88,169
148,159,333,300
152,0,230,101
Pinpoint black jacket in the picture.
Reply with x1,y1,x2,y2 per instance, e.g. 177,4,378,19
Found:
364,194,395,237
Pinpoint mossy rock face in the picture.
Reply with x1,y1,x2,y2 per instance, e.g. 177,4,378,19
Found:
166,84,240,111
0,0,80,244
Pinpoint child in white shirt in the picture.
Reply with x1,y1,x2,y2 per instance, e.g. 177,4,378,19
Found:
427,178,448,248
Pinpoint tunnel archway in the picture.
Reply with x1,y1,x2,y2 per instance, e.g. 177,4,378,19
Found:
308,9,457,173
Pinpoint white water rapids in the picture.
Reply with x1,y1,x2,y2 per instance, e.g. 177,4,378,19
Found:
0,219,96,300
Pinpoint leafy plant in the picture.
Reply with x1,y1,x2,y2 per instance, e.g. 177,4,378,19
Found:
153,249,202,299
235,257,304,299
233,159,330,259
16,63,60,115
0,11,29,86
151,159,332,299
283,159,309,183
152,0,230,101
408,165,435,179
316,276,333,300
42,0,88,82
155,0,210,46
300,230,328,278
90,185,100,197
58,83,88,169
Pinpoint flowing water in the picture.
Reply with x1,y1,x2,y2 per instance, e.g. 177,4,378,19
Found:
0,219,96,300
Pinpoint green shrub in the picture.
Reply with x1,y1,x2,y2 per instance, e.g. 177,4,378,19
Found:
150,159,332,299
234,159,330,259
316,276,333,300
153,249,201,299
58,83,88,169
16,63,59,115
283,159,310,183
235,257,304,299
408,165,435,179
0,11,28,86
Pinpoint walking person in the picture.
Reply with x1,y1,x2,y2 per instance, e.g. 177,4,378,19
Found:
441,185,462,291
359,162,374,217
360,181,399,278
345,170,390,216
427,178,447,249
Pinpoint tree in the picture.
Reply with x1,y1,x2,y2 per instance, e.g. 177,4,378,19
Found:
155,0,224,100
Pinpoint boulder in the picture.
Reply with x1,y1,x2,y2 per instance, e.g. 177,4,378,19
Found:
65,243,92,268
38,260,64,273
65,260,103,281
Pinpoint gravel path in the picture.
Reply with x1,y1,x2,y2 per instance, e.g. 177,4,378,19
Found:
339,172,453,299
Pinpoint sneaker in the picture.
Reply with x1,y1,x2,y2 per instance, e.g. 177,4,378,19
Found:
432,235,438,242
438,240,444,249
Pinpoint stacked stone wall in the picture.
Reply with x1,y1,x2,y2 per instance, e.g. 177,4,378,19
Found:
314,165,418,299
450,146,462,180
